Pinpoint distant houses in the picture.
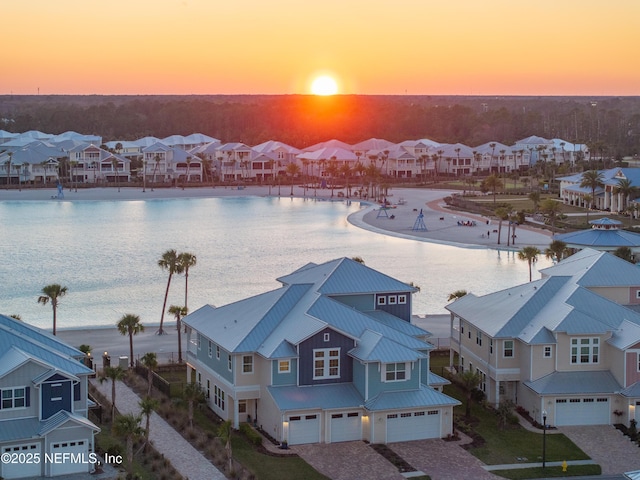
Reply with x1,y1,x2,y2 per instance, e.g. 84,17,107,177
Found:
0,128,592,187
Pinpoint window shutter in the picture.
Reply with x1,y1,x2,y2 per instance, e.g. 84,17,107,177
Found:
26,387,30,407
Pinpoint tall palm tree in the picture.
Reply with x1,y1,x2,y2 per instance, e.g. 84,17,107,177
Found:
117,314,145,368
285,162,301,195
544,240,568,264
157,249,183,335
583,194,593,223
141,352,158,396
37,284,68,335
100,365,126,421
447,290,468,301
495,207,510,245
614,178,637,224
183,382,205,428
579,170,604,209
113,413,143,474
518,246,541,282
540,198,563,231
111,157,120,193
178,252,197,311
483,174,502,204
168,305,188,363
139,396,159,452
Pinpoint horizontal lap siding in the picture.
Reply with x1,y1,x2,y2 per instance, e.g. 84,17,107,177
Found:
299,328,354,386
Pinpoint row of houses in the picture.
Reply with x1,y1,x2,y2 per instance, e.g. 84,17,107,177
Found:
0,130,589,186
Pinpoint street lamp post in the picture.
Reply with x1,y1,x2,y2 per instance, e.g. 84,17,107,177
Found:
542,409,547,469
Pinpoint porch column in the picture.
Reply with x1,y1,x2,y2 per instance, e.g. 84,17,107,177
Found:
233,396,240,429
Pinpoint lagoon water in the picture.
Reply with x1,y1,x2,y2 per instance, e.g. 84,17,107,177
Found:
0,196,551,331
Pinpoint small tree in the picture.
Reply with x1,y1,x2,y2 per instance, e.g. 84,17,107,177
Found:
99,366,126,421
497,400,516,430
483,174,502,204
456,369,482,418
139,396,159,452
168,305,188,363
219,420,234,472
113,413,143,474
518,246,541,282
614,246,635,264
447,290,468,301
183,382,205,428
544,240,568,264
140,352,158,396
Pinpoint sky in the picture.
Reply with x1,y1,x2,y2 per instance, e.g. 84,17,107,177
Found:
3,0,639,96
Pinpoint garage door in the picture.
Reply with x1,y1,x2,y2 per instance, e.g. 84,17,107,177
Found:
387,410,440,443
288,414,320,445
1,443,41,479
330,412,361,442
49,439,90,476
555,397,609,426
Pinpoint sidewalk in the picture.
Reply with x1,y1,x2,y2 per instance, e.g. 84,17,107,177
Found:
91,379,226,480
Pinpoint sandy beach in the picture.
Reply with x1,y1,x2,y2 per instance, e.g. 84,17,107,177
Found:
3,184,552,358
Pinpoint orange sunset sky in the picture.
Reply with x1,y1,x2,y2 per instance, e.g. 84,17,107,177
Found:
3,0,639,96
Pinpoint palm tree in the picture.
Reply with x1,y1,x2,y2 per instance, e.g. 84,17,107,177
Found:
495,207,510,245
117,314,145,368
456,369,482,418
614,178,637,225
614,246,635,264
37,284,68,335
540,199,563,231
157,249,183,335
447,290,468,301
178,252,197,311
219,420,234,472
483,174,502,204
579,170,604,209
168,305,188,363
111,157,120,192
4,151,13,188
528,191,541,212
141,352,158,396
583,194,593,222
518,246,541,282
100,365,126,421
285,162,301,195
113,413,143,474
139,396,159,452
183,382,205,428
545,240,568,264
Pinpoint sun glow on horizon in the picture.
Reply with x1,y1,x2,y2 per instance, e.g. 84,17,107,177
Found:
310,75,339,96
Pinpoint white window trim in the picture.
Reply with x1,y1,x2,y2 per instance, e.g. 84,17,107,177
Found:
503,340,514,358
228,355,232,372
544,346,553,358
377,296,386,305
242,355,254,374
278,359,291,373
313,348,341,380
388,295,397,305
1,386,27,410
570,337,600,365
216,345,220,360
398,295,407,304
208,340,212,358
383,362,409,382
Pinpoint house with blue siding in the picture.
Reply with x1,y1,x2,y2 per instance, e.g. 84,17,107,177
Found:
183,258,458,445
0,314,100,479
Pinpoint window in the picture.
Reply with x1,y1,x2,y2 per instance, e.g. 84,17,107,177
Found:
208,341,212,358
544,346,552,358
206,380,210,399
490,339,493,355
214,385,225,410
476,369,486,392
278,360,290,373
385,363,408,382
197,373,202,387
503,340,514,358
197,335,201,350
636,290,640,299
460,322,464,335
242,355,253,374
323,333,330,342
388,295,397,305
1,387,26,409
570,337,599,364
216,345,220,360
398,295,407,304
238,401,247,414
228,355,232,371
377,296,386,305
476,330,482,346
313,348,340,379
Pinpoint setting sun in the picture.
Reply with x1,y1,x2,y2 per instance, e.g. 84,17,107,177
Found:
311,75,338,96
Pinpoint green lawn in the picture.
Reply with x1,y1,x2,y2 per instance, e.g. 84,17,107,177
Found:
442,384,590,466
492,464,601,479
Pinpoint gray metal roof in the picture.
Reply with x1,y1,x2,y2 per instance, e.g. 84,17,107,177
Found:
349,330,426,363
428,371,450,386
523,371,622,395
0,417,40,442
620,381,640,398
267,384,363,411
367,310,431,337
39,410,100,436
364,387,460,411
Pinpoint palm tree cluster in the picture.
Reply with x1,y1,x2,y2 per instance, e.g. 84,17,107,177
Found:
157,249,197,336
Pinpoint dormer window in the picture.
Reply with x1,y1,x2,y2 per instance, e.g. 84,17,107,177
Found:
384,363,409,382
377,296,386,305
398,295,407,304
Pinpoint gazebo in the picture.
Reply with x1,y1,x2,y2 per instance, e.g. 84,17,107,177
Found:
553,217,640,255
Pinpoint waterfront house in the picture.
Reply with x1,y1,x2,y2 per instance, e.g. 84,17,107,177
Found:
183,258,458,445
447,248,640,428
0,314,99,479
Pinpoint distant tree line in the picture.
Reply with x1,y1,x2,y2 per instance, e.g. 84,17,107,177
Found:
1,94,639,156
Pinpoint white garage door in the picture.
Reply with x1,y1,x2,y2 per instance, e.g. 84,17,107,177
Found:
387,410,440,443
555,397,609,426
288,414,320,445
49,439,90,476
1,443,41,479
330,412,361,442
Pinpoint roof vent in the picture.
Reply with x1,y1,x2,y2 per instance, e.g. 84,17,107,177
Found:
533,286,537,290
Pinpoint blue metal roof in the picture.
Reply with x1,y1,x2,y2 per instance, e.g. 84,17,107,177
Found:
428,371,451,387
620,381,640,398
0,314,81,359
364,387,460,411
366,310,431,337
554,228,640,249
523,371,621,395
0,417,41,442
349,330,426,363
267,383,363,411
39,410,100,436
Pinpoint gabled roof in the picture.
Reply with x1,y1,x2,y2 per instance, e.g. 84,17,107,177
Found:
297,147,357,161
351,138,395,151
252,140,301,154
39,410,100,436
364,386,460,411
302,139,353,152
349,330,427,363
523,371,621,395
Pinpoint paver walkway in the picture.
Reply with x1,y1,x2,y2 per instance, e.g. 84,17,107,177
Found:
92,379,226,480
558,425,640,475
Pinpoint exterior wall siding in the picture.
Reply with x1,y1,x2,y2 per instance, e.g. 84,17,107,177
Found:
196,334,233,384
375,293,412,321
331,294,374,311
0,363,45,419
366,361,419,399
352,361,366,398
271,359,298,386
299,328,354,386
625,351,640,386
588,286,634,304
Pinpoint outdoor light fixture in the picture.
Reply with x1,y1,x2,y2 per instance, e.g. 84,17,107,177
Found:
542,409,547,469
